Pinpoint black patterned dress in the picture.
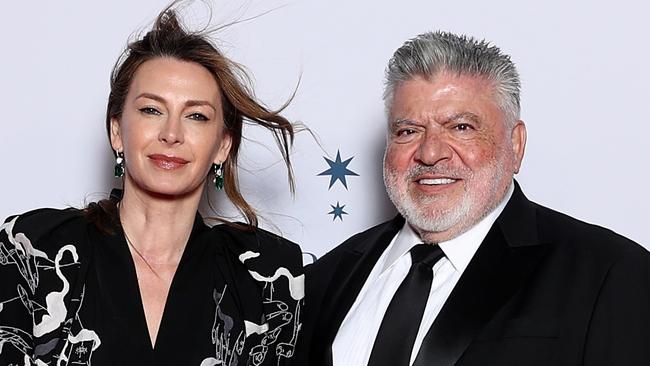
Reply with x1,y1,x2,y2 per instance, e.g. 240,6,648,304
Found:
0,207,304,365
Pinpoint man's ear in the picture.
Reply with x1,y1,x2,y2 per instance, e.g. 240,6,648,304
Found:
213,132,233,165
110,117,123,152
511,120,527,174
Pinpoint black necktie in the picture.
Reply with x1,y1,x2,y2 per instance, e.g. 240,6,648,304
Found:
368,243,445,366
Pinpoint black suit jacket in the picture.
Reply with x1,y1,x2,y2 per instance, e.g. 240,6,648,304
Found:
299,183,650,365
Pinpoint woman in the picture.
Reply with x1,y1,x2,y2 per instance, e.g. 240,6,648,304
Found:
0,4,303,366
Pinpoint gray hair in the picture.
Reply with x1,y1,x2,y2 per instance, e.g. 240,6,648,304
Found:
384,31,521,126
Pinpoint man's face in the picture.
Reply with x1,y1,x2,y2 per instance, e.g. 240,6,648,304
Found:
383,73,526,243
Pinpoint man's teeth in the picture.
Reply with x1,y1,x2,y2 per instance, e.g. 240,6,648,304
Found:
418,178,457,185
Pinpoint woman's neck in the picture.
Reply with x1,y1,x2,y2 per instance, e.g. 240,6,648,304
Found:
118,185,202,265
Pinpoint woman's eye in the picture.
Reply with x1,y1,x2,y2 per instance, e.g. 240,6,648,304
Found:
139,107,161,115
187,113,208,121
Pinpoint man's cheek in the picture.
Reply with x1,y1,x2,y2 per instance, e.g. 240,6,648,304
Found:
386,146,411,167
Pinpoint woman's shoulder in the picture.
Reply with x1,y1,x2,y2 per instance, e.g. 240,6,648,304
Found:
210,222,300,252
1,207,88,255
4,207,83,224
209,222,303,270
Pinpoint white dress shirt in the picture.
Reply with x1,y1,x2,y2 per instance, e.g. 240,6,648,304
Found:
332,184,514,366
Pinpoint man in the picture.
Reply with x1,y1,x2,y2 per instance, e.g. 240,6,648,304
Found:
301,31,650,365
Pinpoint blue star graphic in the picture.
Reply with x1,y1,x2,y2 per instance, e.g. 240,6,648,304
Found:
328,202,348,221
318,150,359,189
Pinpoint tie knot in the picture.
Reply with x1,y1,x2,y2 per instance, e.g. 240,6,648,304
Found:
410,243,444,267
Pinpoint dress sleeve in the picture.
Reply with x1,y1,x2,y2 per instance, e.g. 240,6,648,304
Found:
215,224,305,365
0,209,85,365
0,214,38,363
246,234,304,366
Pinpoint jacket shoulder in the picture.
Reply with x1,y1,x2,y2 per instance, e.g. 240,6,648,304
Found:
533,202,647,259
314,218,400,268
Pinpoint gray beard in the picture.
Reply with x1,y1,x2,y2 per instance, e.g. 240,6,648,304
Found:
384,169,471,233
383,158,507,238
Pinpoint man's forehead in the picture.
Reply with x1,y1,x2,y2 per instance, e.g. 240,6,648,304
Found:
388,75,502,122
391,72,496,101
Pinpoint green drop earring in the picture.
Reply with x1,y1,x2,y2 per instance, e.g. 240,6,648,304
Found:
212,163,224,190
114,151,125,178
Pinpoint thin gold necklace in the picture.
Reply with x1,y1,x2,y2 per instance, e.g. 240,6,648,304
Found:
118,202,162,279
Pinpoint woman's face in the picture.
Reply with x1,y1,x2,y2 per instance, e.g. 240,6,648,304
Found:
110,57,231,199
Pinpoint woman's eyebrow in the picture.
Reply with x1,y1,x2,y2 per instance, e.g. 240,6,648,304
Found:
135,93,216,112
185,100,216,112
135,92,165,103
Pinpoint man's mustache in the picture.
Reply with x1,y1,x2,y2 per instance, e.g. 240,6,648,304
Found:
405,164,471,180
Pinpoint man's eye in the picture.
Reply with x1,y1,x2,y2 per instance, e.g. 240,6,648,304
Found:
187,113,209,121
391,127,419,143
139,107,161,115
397,129,416,136
453,123,473,132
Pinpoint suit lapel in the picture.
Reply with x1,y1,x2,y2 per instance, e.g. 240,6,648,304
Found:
414,182,549,366
317,216,404,363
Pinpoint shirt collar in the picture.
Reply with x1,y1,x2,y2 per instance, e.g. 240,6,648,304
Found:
382,181,514,275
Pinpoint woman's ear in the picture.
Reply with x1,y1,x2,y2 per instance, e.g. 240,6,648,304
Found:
110,117,123,152
213,132,232,165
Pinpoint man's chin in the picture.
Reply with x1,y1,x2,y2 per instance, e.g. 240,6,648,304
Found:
402,209,458,233
408,190,463,208
396,198,473,239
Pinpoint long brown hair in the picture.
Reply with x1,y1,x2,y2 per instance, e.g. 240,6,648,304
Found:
85,2,295,231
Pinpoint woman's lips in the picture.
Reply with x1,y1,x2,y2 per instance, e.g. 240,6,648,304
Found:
148,154,189,170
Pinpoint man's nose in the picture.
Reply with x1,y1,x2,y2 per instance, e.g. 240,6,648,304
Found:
414,132,453,166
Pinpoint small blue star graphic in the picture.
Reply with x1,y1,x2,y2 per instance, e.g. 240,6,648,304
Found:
318,150,359,189
328,202,348,221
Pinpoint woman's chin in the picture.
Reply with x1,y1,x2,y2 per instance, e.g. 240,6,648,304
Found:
129,180,204,200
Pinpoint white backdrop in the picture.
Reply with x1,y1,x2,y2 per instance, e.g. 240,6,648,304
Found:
1,0,648,259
